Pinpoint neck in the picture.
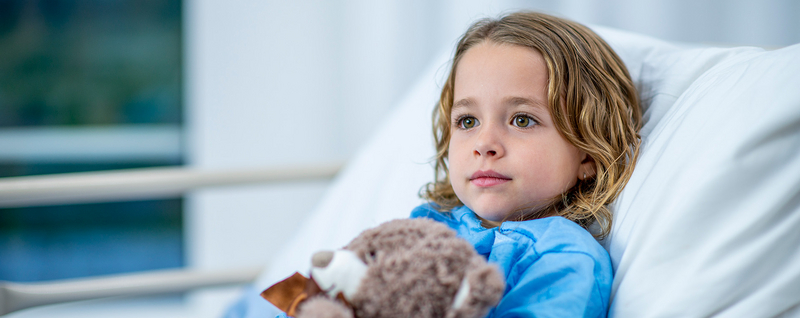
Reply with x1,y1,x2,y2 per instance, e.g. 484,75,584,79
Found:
477,201,561,228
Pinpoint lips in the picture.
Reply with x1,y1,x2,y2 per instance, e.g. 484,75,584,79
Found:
470,170,511,187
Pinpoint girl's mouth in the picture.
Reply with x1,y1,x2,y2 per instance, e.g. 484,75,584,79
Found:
470,170,511,187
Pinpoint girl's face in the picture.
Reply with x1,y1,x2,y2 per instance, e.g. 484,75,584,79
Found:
449,41,591,223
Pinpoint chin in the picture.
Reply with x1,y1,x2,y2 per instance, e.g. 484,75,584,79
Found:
471,207,512,223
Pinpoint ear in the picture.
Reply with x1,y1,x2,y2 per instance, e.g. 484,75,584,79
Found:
445,256,505,318
577,151,596,181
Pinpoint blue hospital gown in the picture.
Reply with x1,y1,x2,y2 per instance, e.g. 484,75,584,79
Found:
223,204,613,318
411,204,613,318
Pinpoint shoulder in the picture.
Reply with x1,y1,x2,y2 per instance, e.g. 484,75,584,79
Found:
410,204,483,238
502,216,608,260
493,217,613,316
409,203,458,229
497,217,613,293
409,202,444,219
409,203,472,224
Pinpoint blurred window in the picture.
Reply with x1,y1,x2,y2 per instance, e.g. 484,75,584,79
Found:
0,0,183,282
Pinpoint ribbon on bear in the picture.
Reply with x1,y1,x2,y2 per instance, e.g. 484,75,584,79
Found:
261,272,350,316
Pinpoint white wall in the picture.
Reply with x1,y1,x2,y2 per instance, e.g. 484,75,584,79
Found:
184,0,800,270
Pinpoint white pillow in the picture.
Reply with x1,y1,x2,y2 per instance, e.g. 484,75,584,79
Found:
595,27,800,317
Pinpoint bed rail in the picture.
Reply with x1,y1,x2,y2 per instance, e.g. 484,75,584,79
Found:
0,162,344,208
0,266,262,315
0,162,344,315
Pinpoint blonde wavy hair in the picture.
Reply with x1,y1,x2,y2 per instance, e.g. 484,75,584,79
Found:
423,11,642,238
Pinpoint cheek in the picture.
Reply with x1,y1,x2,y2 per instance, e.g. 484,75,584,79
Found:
447,136,467,168
545,142,582,181
447,138,468,194
521,139,580,181
448,133,465,151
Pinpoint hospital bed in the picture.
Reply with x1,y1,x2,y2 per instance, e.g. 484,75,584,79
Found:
1,25,799,317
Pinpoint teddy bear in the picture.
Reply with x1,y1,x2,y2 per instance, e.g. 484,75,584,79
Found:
261,217,505,318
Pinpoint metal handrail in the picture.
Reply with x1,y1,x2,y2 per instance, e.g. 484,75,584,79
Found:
0,162,345,315
0,266,263,315
0,162,344,208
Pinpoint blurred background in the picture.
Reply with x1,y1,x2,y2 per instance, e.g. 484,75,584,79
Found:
0,0,797,290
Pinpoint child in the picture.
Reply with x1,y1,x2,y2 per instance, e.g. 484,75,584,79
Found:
226,11,640,318
411,11,641,317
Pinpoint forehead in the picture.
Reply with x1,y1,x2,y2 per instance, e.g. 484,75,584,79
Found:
452,42,549,111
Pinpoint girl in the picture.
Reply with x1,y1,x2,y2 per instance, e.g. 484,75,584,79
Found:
411,11,641,317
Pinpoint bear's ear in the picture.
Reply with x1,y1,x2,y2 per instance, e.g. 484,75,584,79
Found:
296,296,354,318
446,256,505,318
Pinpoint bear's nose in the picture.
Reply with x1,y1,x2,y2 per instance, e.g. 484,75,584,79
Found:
311,250,334,268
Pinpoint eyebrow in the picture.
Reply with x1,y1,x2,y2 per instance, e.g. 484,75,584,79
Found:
452,96,547,112
452,98,475,112
504,96,547,109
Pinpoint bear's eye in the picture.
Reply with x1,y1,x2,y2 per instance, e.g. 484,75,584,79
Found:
366,250,377,263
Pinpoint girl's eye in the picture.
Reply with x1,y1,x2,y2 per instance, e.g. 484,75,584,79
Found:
513,115,535,128
458,116,478,129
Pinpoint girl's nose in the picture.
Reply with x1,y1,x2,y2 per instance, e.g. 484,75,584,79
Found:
473,126,505,158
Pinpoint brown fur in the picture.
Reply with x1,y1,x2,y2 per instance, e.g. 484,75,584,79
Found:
298,297,353,318
295,218,504,318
